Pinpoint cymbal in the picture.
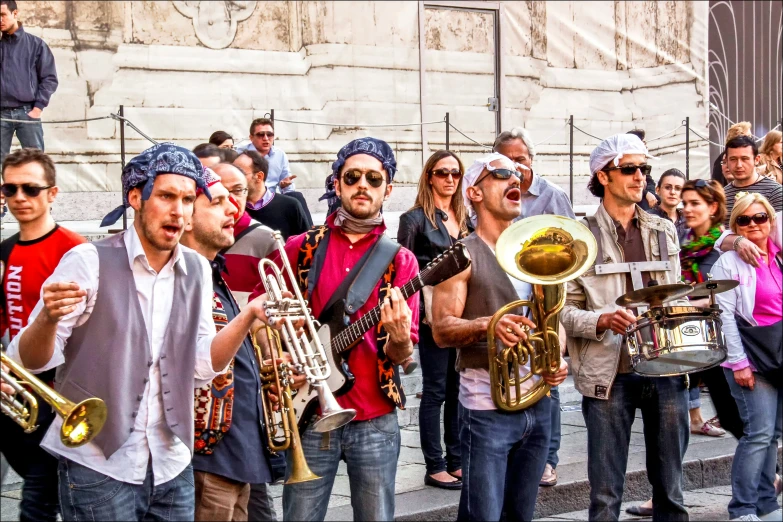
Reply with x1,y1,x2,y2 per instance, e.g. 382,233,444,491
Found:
689,279,740,298
615,283,694,307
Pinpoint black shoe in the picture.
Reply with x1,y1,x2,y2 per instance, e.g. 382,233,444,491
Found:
626,505,653,517
425,473,462,490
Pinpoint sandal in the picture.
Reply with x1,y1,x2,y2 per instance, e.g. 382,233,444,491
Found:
691,422,726,437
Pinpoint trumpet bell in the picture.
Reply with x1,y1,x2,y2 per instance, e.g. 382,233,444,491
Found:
497,215,597,285
311,382,357,433
62,398,108,448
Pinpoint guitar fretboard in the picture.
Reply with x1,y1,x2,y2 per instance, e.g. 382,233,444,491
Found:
331,269,431,354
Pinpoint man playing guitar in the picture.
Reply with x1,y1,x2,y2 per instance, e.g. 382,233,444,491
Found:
260,137,420,521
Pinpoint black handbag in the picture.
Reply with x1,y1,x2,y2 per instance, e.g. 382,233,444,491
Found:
735,316,783,386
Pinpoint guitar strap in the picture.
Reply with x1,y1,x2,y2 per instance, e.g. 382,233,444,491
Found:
296,225,406,409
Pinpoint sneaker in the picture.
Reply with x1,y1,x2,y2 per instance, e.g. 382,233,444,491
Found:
539,463,557,487
730,515,761,521
758,509,782,521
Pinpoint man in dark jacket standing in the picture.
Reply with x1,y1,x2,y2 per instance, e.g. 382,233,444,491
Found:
0,0,58,165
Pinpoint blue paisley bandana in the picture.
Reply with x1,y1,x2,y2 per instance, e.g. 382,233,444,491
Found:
101,143,210,227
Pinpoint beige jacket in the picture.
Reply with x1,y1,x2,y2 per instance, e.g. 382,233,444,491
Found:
560,204,685,400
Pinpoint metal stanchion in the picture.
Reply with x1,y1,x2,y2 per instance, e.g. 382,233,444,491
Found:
445,112,450,151
270,109,275,126
120,105,127,231
569,115,574,204
685,116,690,180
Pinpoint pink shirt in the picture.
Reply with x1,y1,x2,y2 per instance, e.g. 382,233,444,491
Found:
255,214,420,420
753,239,782,326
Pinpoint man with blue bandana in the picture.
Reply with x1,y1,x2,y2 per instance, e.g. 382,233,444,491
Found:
7,143,280,521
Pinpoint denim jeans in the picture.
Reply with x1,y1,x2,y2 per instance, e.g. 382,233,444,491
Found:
282,412,400,521
248,482,278,521
0,408,59,522
724,369,782,519
58,457,195,521
688,385,701,410
547,386,562,468
458,396,551,522
418,323,461,474
0,106,45,165
582,373,689,522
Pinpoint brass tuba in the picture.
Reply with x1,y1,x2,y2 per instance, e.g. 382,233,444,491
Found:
252,326,319,484
1,351,107,447
487,215,596,411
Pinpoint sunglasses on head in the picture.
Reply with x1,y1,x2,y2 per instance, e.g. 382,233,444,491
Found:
735,212,769,227
342,169,386,188
605,164,652,176
430,168,462,179
694,179,710,188
253,131,274,138
1,183,53,198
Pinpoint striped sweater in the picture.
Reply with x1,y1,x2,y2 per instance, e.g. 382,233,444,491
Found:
223,212,277,307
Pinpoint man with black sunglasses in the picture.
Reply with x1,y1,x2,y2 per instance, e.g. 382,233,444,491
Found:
432,152,568,521
561,133,690,521
0,148,85,522
236,118,296,193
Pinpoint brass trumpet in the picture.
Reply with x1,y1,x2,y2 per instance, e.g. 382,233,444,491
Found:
0,352,107,447
252,326,319,484
487,215,596,411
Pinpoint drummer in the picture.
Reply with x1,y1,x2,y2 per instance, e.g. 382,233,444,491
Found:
560,134,691,521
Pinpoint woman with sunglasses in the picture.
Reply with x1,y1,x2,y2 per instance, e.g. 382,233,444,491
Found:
397,150,470,490
711,193,782,522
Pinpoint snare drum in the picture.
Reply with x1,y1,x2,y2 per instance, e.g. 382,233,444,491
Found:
626,306,727,376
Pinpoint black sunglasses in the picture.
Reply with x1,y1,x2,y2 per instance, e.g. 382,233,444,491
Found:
735,212,769,227
342,169,386,188
475,168,519,186
1,183,54,198
253,131,274,138
430,168,462,179
605,164,652,176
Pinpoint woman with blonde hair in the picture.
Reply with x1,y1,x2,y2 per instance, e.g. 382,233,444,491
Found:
397,149,469,489
757,130,782,184
711,192,782,522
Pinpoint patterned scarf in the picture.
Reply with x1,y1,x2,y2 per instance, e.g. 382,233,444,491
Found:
680,225,723,284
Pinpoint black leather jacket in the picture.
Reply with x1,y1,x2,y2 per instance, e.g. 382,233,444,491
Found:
397,207,468,271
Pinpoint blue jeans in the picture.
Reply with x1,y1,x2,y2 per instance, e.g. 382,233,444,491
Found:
582,373,689,522
458,396,551,522
547,386,562,468
0,106,45,165
724,369,782,519
58,457,195,521
282,412,400,521
418,323,461,474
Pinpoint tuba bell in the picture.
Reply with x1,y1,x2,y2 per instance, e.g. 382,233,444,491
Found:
1,351,107,447
487,215,596,411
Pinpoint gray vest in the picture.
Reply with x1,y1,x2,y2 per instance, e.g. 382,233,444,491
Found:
457,233,524,371
56,233,203,458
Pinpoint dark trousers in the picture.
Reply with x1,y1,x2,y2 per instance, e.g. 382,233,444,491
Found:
0,407,59,522
418,323,461,474
582,373,689,522
457,397,551,522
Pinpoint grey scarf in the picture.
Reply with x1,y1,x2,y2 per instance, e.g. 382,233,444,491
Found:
333,207,383,234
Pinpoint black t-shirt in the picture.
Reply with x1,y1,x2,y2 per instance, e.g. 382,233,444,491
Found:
246,193,310,240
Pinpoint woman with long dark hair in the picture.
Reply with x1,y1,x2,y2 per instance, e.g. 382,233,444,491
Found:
397,150,469,489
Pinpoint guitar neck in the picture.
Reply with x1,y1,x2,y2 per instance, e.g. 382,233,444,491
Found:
332,273,426,355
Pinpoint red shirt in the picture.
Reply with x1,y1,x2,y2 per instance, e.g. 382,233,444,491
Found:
1,225,86,340
258,215,420,421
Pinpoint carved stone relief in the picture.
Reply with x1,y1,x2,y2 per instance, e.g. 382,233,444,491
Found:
172,1,256,49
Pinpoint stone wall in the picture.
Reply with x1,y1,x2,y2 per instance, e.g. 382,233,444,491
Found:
9,1,709,221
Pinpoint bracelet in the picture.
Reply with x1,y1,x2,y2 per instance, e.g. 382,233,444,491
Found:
732,236,745,251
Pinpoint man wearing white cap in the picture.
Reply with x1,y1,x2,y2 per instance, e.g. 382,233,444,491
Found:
431,153,568,521
560,134,689,521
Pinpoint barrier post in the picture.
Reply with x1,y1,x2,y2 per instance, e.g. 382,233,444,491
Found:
569,115,574,204
685,116,690,180
445,112,450,151
120,105,127,231
270,109,274,127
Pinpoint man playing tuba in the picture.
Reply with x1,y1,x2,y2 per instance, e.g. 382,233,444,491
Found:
432,153,568,522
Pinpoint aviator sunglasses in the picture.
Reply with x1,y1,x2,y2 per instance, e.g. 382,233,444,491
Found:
735,212,769,227
253,131,274,138
341,169,386,188
1,183,54,198
604,164,653,176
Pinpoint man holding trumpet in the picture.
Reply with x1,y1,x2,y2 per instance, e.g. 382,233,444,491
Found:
6,144,281,521
432,153,568,521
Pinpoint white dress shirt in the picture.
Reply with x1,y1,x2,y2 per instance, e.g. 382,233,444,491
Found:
7,226,221,485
